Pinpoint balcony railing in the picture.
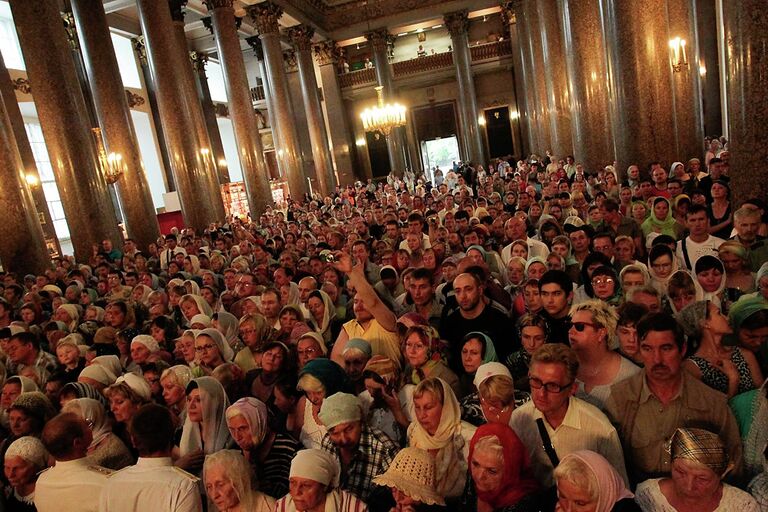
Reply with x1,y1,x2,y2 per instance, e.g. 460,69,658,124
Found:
338,40,514,89
250,85,265,102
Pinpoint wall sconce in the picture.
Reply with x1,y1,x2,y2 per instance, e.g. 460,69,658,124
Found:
510,110,520,120
699,64,707,77
218,159,228,168
355,138,367,147
669,37,688,72
25,173,39,188
478,114,486,126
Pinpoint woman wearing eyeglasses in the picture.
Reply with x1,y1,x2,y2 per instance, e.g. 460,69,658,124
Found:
586,265,623,308
194,328,234,375
568,300,641,410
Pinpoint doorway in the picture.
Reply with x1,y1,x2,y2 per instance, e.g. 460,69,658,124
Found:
484,106,514,158
420,137,461,183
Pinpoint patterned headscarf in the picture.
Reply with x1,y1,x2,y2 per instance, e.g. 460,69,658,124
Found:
363,355,402,389
669,428,730,477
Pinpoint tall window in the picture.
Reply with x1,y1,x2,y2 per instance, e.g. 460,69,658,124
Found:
206,61,229,103
110,32,142,88
24,122,70,239
0,3,25,70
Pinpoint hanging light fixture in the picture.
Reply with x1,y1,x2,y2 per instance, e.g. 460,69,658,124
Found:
92,128,125,184
360,86,407,136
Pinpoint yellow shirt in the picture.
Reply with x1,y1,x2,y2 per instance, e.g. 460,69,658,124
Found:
343,319,401,365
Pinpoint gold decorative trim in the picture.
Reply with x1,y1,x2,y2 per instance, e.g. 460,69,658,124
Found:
125,90,146,108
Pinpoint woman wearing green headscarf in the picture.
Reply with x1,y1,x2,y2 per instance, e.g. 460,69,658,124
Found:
457,331,498,399
641,197,684,240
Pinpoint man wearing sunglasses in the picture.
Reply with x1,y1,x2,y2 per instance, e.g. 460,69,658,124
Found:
509,344,627,487
605,312,742,486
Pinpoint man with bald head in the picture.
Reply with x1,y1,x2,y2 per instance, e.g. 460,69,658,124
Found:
501,217,549,265
441,271,512,366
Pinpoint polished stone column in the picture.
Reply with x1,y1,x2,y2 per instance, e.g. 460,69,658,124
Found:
169,0,227,221
723,1,768,203
191,51,230,184
0,51,61,257
601,0,703,170
558,0,615,171
521,0,553,156
248,2,306,200
365,29,408,175
444,11,485,166
314,41,358,184
135,0,217,232
288,26,335,197
246,37,279,162
133,36,175,192
695,0,721,138
9,0,121,262
0,87,50,275
61,12,100,131
206,0,272,217
71,0,160,251
500,4,527,157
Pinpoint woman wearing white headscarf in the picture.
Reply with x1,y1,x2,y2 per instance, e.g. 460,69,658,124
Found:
62,397,133,470
180,294,214,325
203,450,275,512
195,328,235,374
177,377,232,466
274,449,368,512
225,397,300,498
306,290,340,345
4,436,49,509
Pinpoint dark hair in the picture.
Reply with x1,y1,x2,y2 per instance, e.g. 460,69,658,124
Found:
461,332,491,360
130,404,175,455
617,302,649,327
9,331,39,350
741,309,768,331
538,270,572,294
694,255,724,275
149,316,178,345
410,267,433,284
637,312,685,350
648,244,674,265
686,204,708,218
42,412,89,459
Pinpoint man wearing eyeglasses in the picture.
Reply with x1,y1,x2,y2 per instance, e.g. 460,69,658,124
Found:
509,344,627,487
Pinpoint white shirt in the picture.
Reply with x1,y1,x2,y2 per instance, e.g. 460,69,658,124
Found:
676,234,725,270
509,397,628,487
98,457,202,512
159,247,187,270
501,237,550,265
35,458,111,512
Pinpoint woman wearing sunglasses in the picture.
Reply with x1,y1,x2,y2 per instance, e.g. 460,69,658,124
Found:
568,300,641,410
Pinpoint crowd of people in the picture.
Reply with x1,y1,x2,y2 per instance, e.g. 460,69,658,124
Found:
0,141,766,512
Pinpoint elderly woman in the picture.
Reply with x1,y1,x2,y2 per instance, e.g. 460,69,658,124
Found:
104,373,151,453
635,428,759,511
160,365,193,424
295,359,350,449
408,378,476,498
4,436,50,510
306,290,342,347
728,296,768,376
225,397,300,498
586,266,623,307
341,338,372,395
296,332,328,370
461,363,529,427
359,356,411,445
554,451,638,512
402,325,458,397
680,300,763,398
459,422,541,511
234,313,277,373
276,448,368,512
458,332,498,399
569,300,641,410
203,450,275,512
195,328,234,374
61,397,133,470
373,447,446,512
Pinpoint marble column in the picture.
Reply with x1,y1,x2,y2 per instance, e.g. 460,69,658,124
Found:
444,11,486,166
135,0,217,232
288,26,335,197
0,51,61,256
695,0,722,138
191,51,230,184
600,0,703,171
9,0,121,262
365,29,408,175
248,1,306,200
168,0,227,220
314,41,358,184
246,37,280,167
0,85,50,275
534,0,573,160
723,1,768,203
71,0,160,251
501,4,527,157
521,0,553,156
206,0,272,217
133,36,176,192
61,12,100,131
557,0,615,171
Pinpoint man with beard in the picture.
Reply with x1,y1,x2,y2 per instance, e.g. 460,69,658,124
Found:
441,272,511,365
605,312,742,485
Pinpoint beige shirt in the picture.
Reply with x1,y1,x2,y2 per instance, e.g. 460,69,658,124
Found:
509,396,628,487
35,458,111,512
605,371,742,484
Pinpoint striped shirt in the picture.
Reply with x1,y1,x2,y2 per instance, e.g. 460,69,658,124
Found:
256,432,300,499
274,489,368,512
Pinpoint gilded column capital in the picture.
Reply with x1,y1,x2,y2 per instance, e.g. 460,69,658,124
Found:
245,36,265,60
247,2,283,36
190,51,209,73
500,2,518,24
168,0,189,23
444,10,470,37
287,25,315,52
61,11,79,50
313,40,340,66
132,36,147,65
203,0,234,10
365,28,394,53
283,50,298,72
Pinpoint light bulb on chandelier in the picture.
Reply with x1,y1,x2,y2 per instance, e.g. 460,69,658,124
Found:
360,86,407,137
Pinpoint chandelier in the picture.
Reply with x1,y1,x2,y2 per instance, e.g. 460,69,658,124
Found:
360,86,406,136
92,128,126,184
